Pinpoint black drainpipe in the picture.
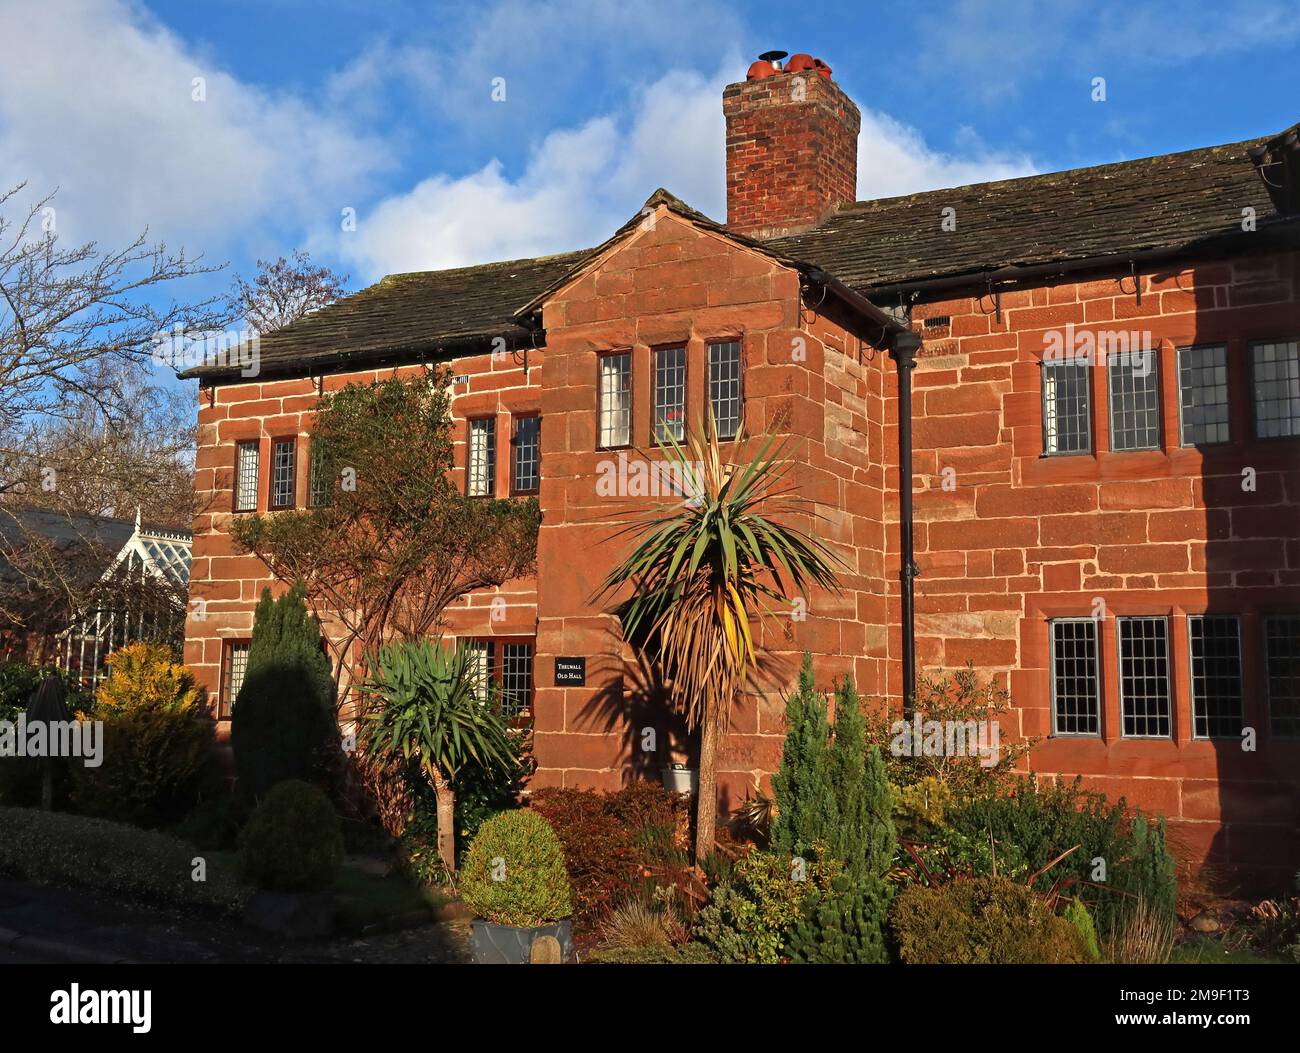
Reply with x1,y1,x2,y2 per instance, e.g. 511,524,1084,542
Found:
890,331,922,716
805,268,923,717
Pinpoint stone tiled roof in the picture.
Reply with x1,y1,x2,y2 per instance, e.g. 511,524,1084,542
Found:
181,250,591,381
767,136,1294,294
185,131,1298,382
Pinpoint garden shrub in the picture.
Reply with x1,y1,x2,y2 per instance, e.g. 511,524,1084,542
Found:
529,782,683,929
0,663,92,723
93,642,204,714
0,662,46,722
398,728,531,885
458,809,572,928
242,581,335,707
231,584,340,803
944,776,1176,938
0,804,250,914
770,654,834,856
893,775,954,841
69,643,214,828
692,849,840,964
174,791,246,851
770,659,896,884
238,779,344,891
1065,897,1102,962
890,876,1090,964
867,664,1032,799
787,873,893,964
232,663,340,803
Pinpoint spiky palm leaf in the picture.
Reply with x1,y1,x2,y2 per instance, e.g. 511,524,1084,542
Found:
361,639,514,782
599,421,841,733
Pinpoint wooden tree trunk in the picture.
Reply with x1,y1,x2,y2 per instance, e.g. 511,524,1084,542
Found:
428,766,457,871
694,714,719,863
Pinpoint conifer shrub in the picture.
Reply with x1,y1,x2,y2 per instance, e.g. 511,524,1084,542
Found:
458,809,572,928
787,873,893,964
770,654,834,857
230,584,340,802
237,779,344,891
765,659,897,961
890,876,1090,964
772,660,896,879
69,643,214,827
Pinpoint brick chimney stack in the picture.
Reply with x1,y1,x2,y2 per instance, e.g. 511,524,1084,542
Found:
723,62,861,240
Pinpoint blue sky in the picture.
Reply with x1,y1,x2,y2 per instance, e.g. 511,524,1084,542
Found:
1,0,1297,346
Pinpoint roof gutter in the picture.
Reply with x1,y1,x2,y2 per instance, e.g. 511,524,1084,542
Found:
804,266,912,347
860,222,1300,303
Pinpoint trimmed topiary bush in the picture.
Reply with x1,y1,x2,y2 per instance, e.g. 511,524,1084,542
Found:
890,876,1090,964
238,779,344,891
459,809,572,928
232,664,340,803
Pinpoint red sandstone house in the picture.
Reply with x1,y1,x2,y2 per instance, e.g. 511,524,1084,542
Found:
183,55,1300,880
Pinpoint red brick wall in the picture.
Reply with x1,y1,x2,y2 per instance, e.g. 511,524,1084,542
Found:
893,251,1300,876
186,211,1300,879
723,71,860,240
530,205,869,809
186,354,544,727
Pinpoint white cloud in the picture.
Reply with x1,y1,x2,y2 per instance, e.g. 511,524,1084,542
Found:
857,110,1036,198
0,0,390,253
337,64,1038,278
332,64,735,277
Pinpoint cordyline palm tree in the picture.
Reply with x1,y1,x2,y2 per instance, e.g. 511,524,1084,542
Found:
597,419,842,863
362,639,514,870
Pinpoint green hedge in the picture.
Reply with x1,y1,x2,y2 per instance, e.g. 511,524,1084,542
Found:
0,805,251,915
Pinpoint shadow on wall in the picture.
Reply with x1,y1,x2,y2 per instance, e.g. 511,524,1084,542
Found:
1181,250,1300,891
579,647,694,787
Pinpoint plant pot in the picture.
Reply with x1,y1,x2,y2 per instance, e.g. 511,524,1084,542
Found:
469,918,573,965
661,765,698,795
